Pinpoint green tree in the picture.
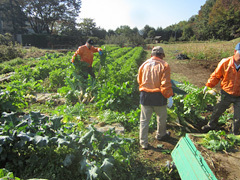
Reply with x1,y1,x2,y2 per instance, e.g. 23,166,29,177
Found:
107,29,115,36
194,0,216,40
0,0,27,36
208,0,240,40
92,27,107,40
132,27,139,35
19,0,81,34
180,24,194,41
147,29,155,39
141,25,155,39
129,34,145,46
115,25,133,38
105,34,128,47
78,18,98,37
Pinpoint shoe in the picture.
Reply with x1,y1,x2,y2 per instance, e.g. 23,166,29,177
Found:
156,131,171,141
141,144,149,150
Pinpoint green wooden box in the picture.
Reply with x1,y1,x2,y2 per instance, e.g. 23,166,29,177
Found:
171,134,217,180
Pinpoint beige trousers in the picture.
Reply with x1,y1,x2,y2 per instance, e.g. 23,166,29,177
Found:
139,105,167,146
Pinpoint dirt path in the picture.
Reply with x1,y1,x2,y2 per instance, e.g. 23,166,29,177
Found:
167,58,219,89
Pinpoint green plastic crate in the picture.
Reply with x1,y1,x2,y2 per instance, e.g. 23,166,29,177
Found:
171,134,217,180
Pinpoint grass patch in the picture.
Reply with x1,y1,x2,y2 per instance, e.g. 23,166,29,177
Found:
149,37,240,61
171,72,189,82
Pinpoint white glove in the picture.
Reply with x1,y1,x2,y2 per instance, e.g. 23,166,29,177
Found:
203,86,208,94
167,96,173,108
208,89,216,96
203,86,217,99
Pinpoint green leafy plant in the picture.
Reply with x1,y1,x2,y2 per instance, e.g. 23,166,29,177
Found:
0,111,136,180
171,82,217,132
0,87,27,114
52,103,88,122
200,130,240,152
0,168,21,180
49,68,66,91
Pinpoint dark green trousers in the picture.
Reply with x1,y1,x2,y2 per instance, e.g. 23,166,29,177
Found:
209,90,240,134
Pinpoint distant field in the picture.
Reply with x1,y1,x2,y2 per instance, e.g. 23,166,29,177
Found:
149,37,240,61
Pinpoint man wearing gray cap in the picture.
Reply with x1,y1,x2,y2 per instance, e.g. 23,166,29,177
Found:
137,46,174,150
202,42,240,135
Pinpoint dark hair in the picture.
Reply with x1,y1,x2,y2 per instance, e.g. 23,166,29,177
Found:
86,38,94,45
151,52,164,57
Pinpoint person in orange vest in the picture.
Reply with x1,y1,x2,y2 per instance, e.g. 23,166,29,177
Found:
202,42,240,135
137,46,174,150
71,38,102,79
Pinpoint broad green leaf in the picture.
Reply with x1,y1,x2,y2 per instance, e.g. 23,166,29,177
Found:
57,138,70,147
34,135,49,147
16,120,28,130
88,165,99,180
101,142,115,155
30,111,43,124
63,154,75,167
51,115,63,130
79,157,90,173
79,130,94,145
1,112,19,126
100,157,114,179
0,136,13,145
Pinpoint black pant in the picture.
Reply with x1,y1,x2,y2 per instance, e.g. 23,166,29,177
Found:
83,67,95,79
209,90,240,134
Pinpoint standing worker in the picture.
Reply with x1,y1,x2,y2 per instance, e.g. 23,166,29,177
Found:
137,46,174,150
71,38,102,79
202,42,240,135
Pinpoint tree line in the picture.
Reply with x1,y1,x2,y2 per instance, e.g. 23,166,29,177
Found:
0,0,240,48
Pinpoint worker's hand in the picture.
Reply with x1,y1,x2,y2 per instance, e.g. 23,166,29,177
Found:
207,89,217,96
203,86,208,94
72,62,75,66
167,96,173,108
203,86,217,99
99,50,103,56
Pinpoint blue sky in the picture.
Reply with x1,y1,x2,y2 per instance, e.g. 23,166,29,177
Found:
78,0,206,30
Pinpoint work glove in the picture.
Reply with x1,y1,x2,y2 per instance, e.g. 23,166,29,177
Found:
72,62,75,66
99,50,103,56
203,86,217,95
203,86,217,99
167,96,173,108
203,86,208,94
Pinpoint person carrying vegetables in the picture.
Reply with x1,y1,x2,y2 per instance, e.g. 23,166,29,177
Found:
137,46,174,150
202,42,240,135
71,38,102,79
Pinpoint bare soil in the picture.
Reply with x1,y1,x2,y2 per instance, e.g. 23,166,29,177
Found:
168,58,220,89
190,134,240,180
138,57,240,179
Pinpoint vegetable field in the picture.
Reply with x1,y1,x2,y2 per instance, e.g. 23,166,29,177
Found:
0,44,238,179
0,46,147,180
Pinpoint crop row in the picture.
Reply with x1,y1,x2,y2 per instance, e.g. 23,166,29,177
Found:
0,111,135,180
0,46,145,179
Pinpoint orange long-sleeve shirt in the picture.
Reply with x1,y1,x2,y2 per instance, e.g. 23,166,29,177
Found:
71,45,101,67
206,56,240,96
137,56,173,98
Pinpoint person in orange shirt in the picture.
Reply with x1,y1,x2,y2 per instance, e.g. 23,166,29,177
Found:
202,42,240,135
137,46,173,150
71,38,102,79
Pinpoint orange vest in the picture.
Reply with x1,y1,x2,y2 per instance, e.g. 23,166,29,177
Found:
137,57,173,98
71,45,100,67
206,56,240,96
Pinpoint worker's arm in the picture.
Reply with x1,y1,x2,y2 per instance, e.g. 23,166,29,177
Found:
71,46,83,63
